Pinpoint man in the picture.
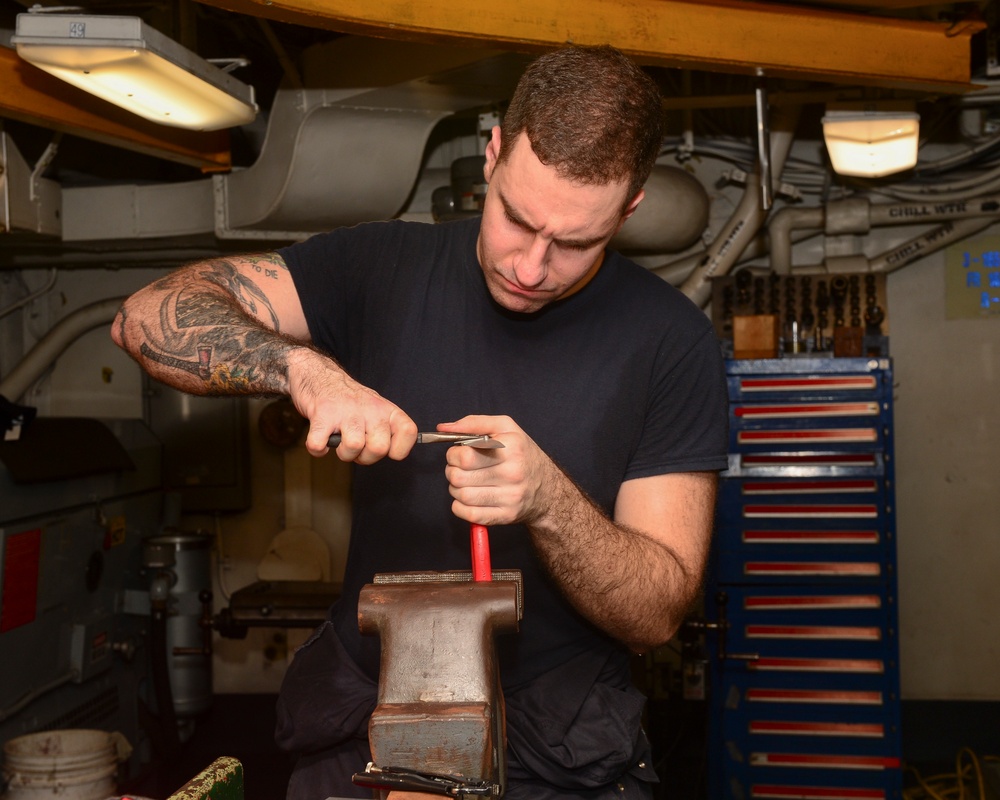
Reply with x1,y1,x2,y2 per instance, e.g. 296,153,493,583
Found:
112,45,728,799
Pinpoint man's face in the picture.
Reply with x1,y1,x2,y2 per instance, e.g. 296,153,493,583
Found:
477,130,641,314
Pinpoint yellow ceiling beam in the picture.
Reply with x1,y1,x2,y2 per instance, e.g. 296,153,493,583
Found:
0,47,232,172
198,0,984,93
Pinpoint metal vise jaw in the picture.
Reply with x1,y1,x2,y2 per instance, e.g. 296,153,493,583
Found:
355,570,523,797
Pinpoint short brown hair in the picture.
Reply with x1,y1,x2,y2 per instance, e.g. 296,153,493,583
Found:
499,45,664,203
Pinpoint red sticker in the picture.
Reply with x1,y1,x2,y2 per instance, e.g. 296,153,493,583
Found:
1,529,42,632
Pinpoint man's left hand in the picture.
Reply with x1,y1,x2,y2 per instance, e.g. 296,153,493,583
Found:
439,415,558,527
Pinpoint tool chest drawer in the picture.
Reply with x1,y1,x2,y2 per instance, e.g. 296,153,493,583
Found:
707,358,900,800
726,358,891,403
715,476,894,584
707,586,899,670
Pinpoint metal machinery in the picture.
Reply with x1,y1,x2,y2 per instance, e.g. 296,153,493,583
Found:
0,416,211,778
705,357,901,800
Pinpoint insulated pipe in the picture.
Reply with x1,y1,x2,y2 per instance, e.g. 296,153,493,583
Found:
770,196,1000,274
868,216,996,273
678,105,801,308
0,296,125,402
867,196,1000,226
787,216,996,275
651,225,824,287
769,205,826,275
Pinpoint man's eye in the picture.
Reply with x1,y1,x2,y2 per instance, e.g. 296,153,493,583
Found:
504,210,530,231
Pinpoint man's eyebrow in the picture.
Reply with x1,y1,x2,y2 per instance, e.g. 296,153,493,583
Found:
498,191,608,250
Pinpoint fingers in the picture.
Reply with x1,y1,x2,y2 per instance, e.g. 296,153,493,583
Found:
443,417,547,526
288,354,417,463
314,413,417,464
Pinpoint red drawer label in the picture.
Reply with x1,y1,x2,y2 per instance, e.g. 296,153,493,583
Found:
743,530,879,545
744,505,879,519
735,402,880,419
743,480,878,495
745,562,881,577
749,721,884,738
746,689,883,705
740,376,878,392
749,657,884,673
745,595,882,611
739,429,878,445
746,625,881,641
753,785,885,800
741,453,878,467
750,753,900,770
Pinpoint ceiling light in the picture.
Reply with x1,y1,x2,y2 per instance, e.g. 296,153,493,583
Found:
822,101,920,178
12,13,258,132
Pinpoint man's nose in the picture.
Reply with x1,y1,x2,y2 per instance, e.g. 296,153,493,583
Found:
513,236,548,287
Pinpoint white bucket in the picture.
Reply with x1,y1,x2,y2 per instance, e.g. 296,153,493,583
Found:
2,730,129,800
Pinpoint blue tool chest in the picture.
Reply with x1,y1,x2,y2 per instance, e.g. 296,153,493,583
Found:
706,357,901,800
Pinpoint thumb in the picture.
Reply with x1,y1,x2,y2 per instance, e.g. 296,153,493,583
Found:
438,415,508,436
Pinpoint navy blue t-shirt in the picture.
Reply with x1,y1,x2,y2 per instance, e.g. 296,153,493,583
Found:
280,216,728,691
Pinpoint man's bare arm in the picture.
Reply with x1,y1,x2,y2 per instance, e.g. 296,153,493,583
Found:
529,468,716,652
112,253,418,462
442,415,717,652
111,253,311,396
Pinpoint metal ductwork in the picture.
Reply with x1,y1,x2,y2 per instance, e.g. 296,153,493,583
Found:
211,90,453,240
8,40,530,248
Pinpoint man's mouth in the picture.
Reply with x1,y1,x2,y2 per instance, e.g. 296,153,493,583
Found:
500,274,549,297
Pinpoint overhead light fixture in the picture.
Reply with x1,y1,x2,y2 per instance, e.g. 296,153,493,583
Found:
12,12,258,132
821,101,919,178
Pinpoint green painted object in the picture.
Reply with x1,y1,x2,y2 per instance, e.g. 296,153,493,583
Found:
166,757,244,800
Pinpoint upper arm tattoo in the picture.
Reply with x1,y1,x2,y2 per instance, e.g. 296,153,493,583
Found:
139,254,299,394
205,254,286,332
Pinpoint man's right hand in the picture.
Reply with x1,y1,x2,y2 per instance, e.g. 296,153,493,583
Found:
286,348,417,464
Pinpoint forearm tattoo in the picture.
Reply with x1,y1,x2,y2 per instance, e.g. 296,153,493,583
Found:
137,256,299,395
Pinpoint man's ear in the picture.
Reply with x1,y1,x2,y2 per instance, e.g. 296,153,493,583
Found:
615,189,646,233
483,126,502,182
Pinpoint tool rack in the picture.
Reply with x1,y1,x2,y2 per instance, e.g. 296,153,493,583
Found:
706,357,901,800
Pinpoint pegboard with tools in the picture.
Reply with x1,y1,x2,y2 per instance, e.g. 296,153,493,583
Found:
711,271,889,358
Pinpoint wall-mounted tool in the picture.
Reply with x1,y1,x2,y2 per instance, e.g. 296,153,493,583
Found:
712,271,889,358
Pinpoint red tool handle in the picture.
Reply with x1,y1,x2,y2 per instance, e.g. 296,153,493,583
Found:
470,524,492,582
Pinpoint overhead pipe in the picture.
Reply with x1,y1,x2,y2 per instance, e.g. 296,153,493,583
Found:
786,217,995,275
869,216,995,273
677,104,801,308
770,195,1000,274
0,296,125,402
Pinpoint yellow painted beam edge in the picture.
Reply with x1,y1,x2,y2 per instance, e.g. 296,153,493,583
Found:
199,0,983,92
0,47,233,172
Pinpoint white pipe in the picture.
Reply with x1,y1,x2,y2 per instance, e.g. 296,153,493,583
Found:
0,270,57,321
872,171,1000,204
769,206,825,274
0,297,126,403
678,106,801,308
770,196,1000,274
868,217,995,273
867,196,1000,226
785,217,996,276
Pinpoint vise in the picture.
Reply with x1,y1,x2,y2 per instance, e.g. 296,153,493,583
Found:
352,570,523,798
